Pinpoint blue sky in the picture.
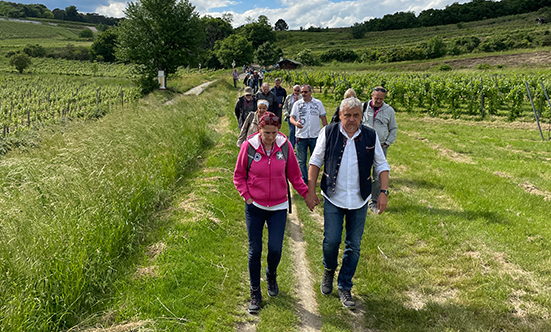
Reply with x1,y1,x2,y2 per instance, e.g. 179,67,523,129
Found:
21,0,471,29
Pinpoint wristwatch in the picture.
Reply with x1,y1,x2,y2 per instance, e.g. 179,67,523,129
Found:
380,189,389,196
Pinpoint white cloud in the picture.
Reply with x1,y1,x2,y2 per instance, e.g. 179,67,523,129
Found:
95,1,128,18
192,0,238,12
202,0,469,29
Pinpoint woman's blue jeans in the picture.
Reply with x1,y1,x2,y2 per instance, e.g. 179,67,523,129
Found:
245,203,287,288
322,198,368,291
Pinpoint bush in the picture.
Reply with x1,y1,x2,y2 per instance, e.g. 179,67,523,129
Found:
320,49,358,63
295,49,318,66
79,29,94,39
9,53,32,73
23,44,46,57
438,64,452,71
475,63,492,70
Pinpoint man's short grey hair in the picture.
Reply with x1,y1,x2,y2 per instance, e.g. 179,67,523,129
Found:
293,85,300,90
302,84,313,92
340,97,362,112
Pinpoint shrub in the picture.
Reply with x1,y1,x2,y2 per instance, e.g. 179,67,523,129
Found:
23,44,46,57
9,53,32,73
79,29,94,39
438,64,452,71
320,49,358,63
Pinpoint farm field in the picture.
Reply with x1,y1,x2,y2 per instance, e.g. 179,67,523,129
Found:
2,70,549,331
1,8,551,331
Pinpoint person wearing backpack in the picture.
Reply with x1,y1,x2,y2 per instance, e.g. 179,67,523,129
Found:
233,112,310,314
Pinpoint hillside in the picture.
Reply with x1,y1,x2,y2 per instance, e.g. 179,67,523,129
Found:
276,10,551,69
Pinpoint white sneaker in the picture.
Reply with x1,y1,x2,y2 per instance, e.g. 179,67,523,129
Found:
369,202,379,214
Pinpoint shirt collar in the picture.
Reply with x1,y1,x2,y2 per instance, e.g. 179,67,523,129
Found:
339,123,361,140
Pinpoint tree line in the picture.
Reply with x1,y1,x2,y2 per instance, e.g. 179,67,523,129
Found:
0,1,121,26
353,0,551,38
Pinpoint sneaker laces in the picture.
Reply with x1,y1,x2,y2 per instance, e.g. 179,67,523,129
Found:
322,270,334,287
250,288,261,304
340,289,353,302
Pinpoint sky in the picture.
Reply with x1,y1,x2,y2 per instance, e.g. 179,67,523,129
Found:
25,0,472,29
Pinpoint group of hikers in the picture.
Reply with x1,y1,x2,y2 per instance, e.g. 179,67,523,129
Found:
233,74,398,314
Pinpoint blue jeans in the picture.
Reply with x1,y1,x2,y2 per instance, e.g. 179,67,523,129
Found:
286,118,296,148
296,137,317,183
245,203,287,288
322,198,368,291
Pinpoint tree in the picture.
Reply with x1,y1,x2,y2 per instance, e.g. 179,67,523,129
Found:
9,53,32,73
238,21,276,49
351,22,365,39
116,0,205,92
257,15,269,25
254,42,282,67
214,34,253,68
202,16,234,50
274,19,289,31
91,29,118,62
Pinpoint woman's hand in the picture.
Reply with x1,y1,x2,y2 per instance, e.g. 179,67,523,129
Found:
246,198,253,204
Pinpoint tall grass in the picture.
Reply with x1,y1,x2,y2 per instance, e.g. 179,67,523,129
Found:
0,83,224,330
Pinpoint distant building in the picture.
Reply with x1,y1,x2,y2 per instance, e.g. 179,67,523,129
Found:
277,59,301,70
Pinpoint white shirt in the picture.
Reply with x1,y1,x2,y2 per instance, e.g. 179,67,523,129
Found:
309,124,390,209
290,97,326,139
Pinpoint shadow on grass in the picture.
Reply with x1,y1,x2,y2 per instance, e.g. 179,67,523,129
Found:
357,293,551,332
391,177,507,225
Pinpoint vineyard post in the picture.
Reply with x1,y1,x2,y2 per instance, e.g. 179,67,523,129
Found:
539,82,551,139
525,81,545,140
27,108,30,127
470,77,474,111
121,89,124,106
480,78,484,117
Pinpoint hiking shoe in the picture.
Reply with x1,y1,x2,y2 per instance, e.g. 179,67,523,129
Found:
338,289,356,309
248,287,262,314
321,268,335,295
266,271,279,297
368,202,379,214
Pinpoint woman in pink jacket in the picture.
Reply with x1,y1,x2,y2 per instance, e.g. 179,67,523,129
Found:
233,112,308,314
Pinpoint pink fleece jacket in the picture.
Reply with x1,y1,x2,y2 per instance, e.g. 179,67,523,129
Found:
234,132,308,207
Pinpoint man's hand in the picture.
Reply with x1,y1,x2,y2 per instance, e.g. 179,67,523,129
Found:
376,193,387,214
305,192,319,211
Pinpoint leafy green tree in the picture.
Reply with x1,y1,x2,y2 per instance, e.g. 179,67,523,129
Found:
23,44,46,57
116,0,205,92
254,42,282,67
79,29,94,39
351,22,365,39
91,29,118,62
238,21,276,49
274,18,288,31
425,36,446,59
214,34,253,68
202,16,234,49
9,53,32,73
295,48,317,66
257,15,270,25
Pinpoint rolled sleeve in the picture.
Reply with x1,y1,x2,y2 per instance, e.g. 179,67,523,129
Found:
309,126,327,168
373,135,390,176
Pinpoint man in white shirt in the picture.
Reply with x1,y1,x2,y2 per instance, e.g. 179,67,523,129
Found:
290,84,328,183
306,97,390,309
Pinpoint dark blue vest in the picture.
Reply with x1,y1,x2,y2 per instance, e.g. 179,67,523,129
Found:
320,123,377,200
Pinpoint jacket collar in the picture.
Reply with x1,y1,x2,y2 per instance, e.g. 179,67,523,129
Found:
248,132,287,151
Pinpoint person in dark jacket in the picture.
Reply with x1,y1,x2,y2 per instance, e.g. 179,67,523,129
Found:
256,83,278,120
271,78,287,123
235,87,257,130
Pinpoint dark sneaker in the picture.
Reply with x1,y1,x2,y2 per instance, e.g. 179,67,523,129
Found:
266,271,279,297
338,289,356,309
248,287,262,314
321,268,335,295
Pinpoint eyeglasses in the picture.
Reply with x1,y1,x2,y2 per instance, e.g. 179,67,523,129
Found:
294,89,300,92
373,87,387,93
245,94,252,96
264,116,280,122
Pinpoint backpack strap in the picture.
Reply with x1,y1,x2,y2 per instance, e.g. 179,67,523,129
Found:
246,142,256,178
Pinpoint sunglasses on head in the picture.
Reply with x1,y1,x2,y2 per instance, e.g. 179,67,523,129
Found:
373,87,387,93
264,116,279,122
